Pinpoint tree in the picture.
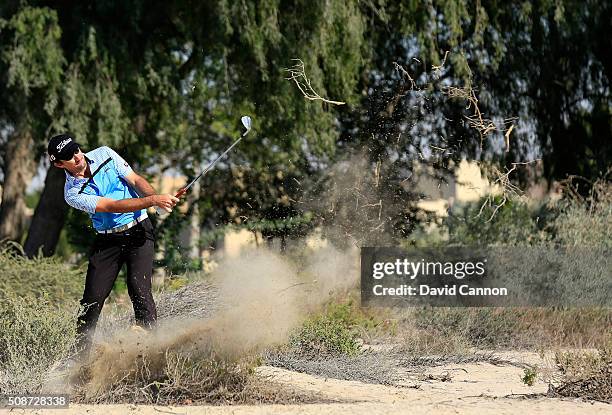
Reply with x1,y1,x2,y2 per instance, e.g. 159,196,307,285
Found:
479,0,611,190
23,167,68,256
16,1,372,257
7,0,609,257
0,6,64,241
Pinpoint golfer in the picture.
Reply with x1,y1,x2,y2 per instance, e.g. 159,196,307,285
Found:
48,134,179,356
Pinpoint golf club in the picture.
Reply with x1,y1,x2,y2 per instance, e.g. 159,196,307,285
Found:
175,115,252,199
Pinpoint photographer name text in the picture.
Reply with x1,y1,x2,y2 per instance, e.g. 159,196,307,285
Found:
372,284,508,296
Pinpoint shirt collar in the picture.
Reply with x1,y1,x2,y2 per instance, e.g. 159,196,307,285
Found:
65,170,87,182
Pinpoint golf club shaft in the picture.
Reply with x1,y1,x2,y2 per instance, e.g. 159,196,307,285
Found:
175,135,245,198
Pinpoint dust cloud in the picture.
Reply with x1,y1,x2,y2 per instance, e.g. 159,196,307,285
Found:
72,246,359,397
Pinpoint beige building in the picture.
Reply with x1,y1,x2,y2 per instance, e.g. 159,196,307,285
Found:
413,159,500,217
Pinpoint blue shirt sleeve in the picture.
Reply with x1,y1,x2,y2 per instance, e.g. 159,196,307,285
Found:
65,186,101,214
104,146,134,179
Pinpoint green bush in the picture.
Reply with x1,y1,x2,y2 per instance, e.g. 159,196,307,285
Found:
444,180,611,248
445,197,548,246
289,302,364,357
551,182,611,248
0,242,84,303
0,294,80,394
521,366,538,386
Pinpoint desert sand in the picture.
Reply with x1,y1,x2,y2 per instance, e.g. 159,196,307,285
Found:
16,351,609,415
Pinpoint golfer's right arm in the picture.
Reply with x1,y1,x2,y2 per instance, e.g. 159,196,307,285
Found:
96,194,178,213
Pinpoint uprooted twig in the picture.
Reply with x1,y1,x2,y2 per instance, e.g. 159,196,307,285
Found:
504,124,515,153
393,61,416,90
284,59,345,105
431,50,449,77
442,79,519,158
476,160,540,222
442,85,496,147
557,168,612,210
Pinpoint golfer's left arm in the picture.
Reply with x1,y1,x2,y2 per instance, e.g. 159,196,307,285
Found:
124,172,157,198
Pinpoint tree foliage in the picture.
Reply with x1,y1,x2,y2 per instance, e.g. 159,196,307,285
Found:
0,0,608,256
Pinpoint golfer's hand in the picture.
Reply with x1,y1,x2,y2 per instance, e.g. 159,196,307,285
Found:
175,188,187,199
154,194,179,213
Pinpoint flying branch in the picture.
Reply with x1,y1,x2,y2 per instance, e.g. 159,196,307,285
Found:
284,59,346,105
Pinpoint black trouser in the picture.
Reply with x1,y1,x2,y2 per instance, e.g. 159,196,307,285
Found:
76,218,157,355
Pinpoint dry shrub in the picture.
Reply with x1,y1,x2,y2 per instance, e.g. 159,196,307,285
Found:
73,339,256,404
265,349,402,386
73,313,282,404
395,307,522,354
554,177,612,248
397,322,472,357
0,294,80,394
514,308,611,349
552,343,612,403
394,307,611,355
0,242,84,302
74,338,329,405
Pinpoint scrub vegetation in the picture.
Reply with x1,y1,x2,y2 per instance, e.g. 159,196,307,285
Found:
0,295,80,394
0,242,84,302
551,345,612,403
0,167,612,404
0,185,609,404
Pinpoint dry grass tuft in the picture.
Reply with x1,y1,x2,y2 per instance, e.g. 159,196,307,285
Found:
551,344,612,403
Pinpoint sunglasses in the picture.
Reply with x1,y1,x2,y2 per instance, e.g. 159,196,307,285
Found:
56,146,81,161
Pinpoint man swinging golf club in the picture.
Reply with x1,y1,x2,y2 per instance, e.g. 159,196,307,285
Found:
49,117,251,358
48,134,179,358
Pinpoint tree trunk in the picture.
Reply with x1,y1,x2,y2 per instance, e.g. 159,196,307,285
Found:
0,130,35,242
177,180,202,265
23,166,68,257
188,180,202,261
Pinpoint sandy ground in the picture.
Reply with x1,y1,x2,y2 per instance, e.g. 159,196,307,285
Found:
11,351,609,415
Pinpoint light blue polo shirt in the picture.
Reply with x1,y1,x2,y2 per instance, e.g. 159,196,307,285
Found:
64,146,147,232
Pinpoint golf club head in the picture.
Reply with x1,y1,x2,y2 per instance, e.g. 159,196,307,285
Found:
241,115,252,136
